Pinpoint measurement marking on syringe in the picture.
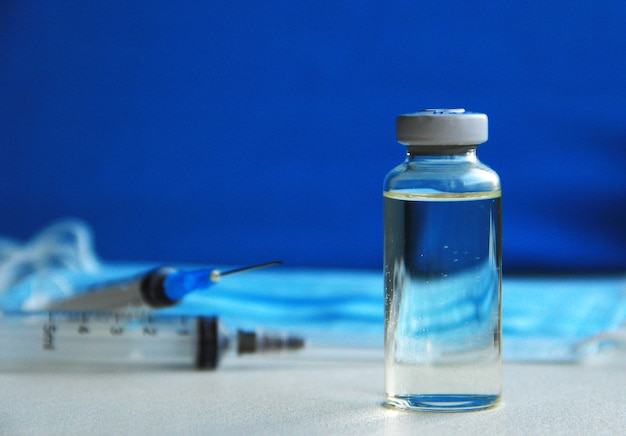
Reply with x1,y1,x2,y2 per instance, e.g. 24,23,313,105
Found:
110,313,123,336
78,313,89,334
43,322,56,350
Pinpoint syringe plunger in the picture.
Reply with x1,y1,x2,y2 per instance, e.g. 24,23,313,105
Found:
197,316,305,369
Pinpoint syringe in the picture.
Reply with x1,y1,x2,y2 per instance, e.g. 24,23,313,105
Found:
44,261,281,311
0,310,304,371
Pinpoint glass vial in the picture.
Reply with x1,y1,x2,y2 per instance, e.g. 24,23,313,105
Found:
384,109,502,412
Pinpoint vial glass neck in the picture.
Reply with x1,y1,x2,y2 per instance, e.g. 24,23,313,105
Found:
406,145,478,161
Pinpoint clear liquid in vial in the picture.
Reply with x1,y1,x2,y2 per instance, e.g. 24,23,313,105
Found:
384,190,502,411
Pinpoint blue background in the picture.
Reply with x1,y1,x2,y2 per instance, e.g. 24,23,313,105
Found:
1,1,625,272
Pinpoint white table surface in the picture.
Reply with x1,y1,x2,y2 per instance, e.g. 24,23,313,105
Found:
1,345,624,435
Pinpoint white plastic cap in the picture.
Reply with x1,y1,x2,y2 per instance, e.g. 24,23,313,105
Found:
396,109,488,146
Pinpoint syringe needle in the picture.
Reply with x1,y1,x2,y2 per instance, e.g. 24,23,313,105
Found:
152,261,282,307
44,261,283,311
209,260,282,282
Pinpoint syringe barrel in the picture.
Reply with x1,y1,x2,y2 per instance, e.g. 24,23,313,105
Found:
0,311,205,370
44,267,178,311
0,311,304,371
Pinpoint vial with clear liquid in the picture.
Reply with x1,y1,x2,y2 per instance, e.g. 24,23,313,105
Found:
384,109,502,411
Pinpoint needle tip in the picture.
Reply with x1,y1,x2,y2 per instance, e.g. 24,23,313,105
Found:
209,260,282,282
